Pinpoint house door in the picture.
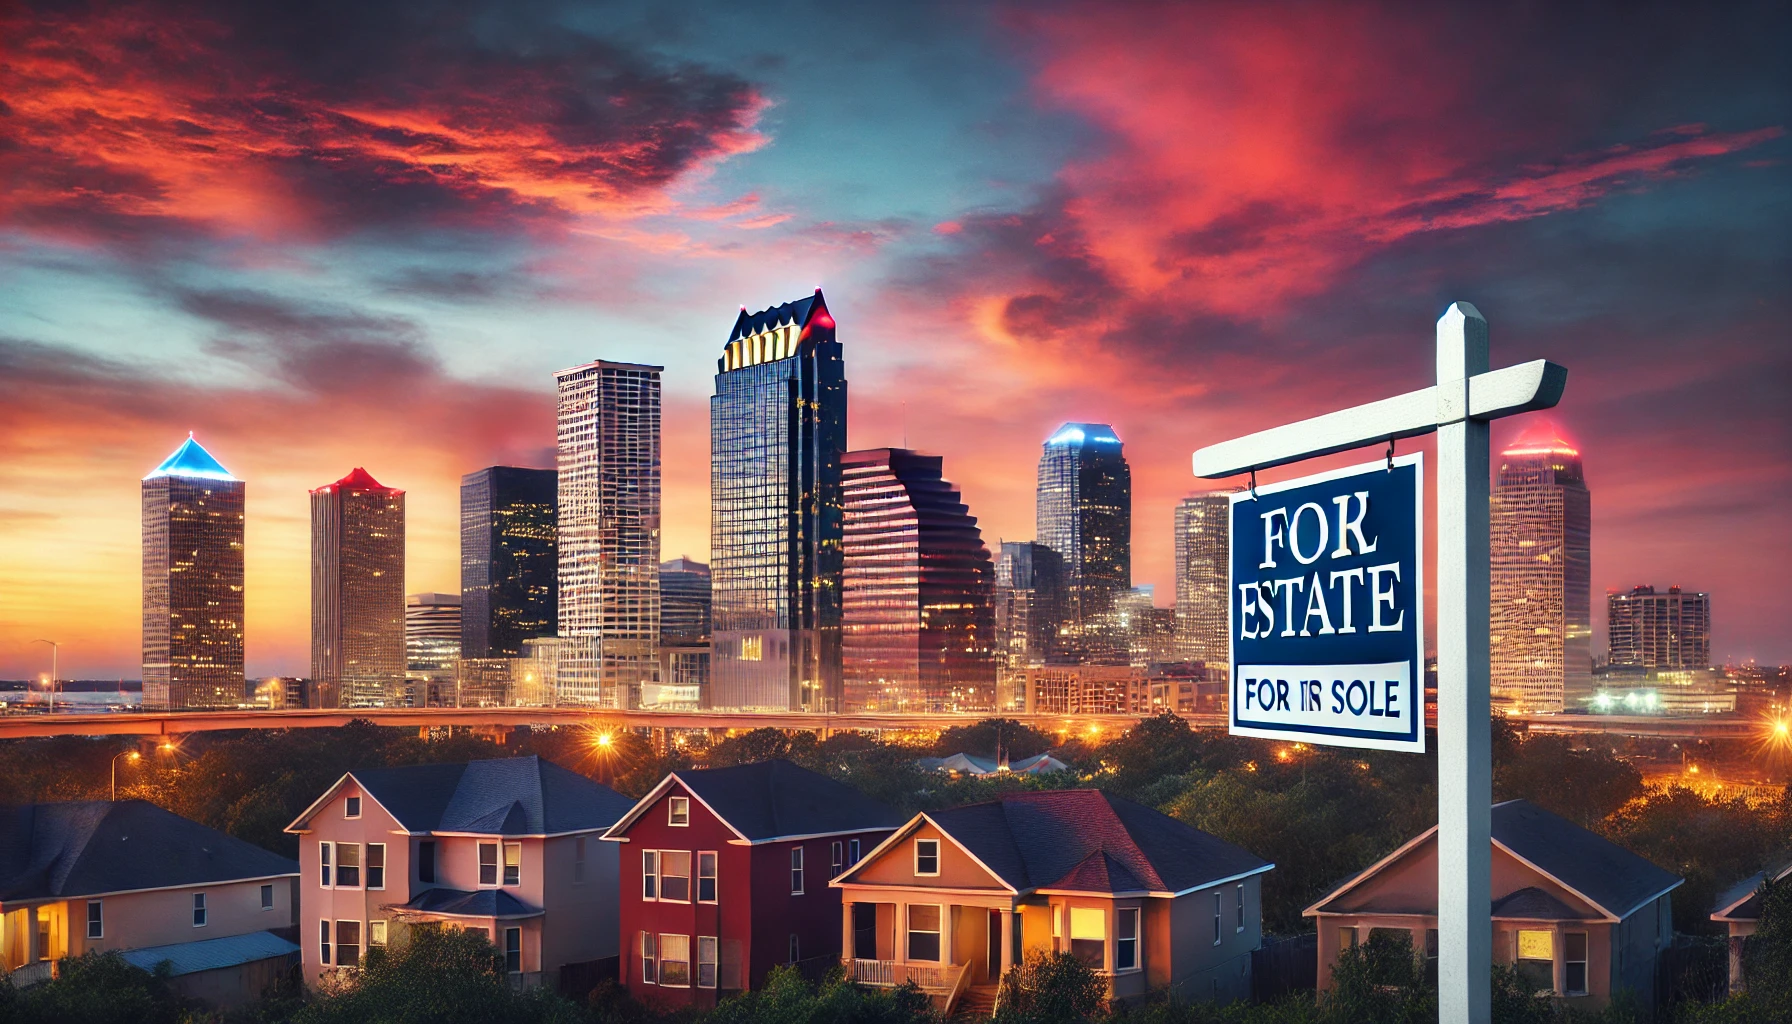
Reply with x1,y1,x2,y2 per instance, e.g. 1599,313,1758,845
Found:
987,910,1003,981
853,903,878,960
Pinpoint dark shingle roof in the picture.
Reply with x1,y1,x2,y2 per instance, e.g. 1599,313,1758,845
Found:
391,887,541,919
1494,800,1681,919
0,801,296,902
1492,886,1600,921
924,790,1271,895
343,756,632,836
673,760,902,841
1712,854,1792,921
120,931,299,977
728,291,828,344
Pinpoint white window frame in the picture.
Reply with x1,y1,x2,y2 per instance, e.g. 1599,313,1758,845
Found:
86,900,102,940
478,841,500,887
1068,906,1106,969
369,919,388,948
336,842,362,889
1212,891,1222,946
502,842,522,887
1565,930,1589,996
192,892,208,928
658,851,692,903
643,850,659,900
906,904,944,963
659,933,692,987
641,931,657,984
697,935,718,989
914,838,941,877
1236,883,1245,932
1115,907,1140,973
668,796,690,826
367,843,386,890
319,841,333,888
504,926,522,974
849,838,862,865
336,920,362,969
260,883,275,910
698,851,718,904
320,919,332,965
345,795,361,819
831,840,844,876
790,846,805,894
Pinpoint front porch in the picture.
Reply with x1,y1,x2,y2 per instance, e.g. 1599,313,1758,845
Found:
840,896,1018,1014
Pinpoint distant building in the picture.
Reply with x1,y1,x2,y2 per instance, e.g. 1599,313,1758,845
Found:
1609,585,1711,671
310,468,407,708
1023,665,1148,715
406,593,460,708
659,558,711,646
994,541,1065,671
555,360,663,709
1490,424,1591,712
1174,492,1231,669
710,291,845,712
1111,586,1177,668
460,467,557,659
841,448,996,713
1036,423,1131,661
141,435,245,711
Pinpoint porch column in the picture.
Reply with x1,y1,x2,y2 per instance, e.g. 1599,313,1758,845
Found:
1000,904,1015,977
942,904,955,967
841,900,855,964
895,901,907,965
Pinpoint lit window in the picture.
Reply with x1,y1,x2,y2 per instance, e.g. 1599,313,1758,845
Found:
86,900,102,940
503,843,521,886
697,936,718,989
669,796,690,826
1053,905,1062,951
659,934,691,986
367,844,386,890
643,851,659,900
790,847,804,894
661,852,692,902
370,919,387,948
1116,908,1139,971
914,839,940,876
345,796,361,819
907,905,942,962
479,843,499,886
1517,930,1554,994
192,893,207,927
698,852,718,903
1069,908,1104,968
336,921,361,968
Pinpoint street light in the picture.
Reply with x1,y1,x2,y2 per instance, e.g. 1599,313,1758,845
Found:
111,750,141,801
31,639,58,712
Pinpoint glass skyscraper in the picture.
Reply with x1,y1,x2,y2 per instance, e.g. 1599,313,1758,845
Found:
1036,422,1131,660
1174,491,1232,667
994,540,1065,670
141,435,245,710
710,289,845,712
460,466,558,658
1490,423,1592,712
840,448,995,713
555,360,662,709
406,592,460,706
1609,584,1710,670
310,467,407,708
659,557,711,646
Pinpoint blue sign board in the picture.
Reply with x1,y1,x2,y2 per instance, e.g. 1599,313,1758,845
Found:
1229,453,1424,752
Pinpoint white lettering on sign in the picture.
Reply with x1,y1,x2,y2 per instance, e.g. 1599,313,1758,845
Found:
1232,662,1415,745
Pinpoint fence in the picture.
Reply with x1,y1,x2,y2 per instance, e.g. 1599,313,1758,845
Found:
1252,933,1317,1003
1657,935,1728,1008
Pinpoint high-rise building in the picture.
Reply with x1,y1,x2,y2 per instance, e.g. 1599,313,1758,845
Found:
406,592,460,707
1174,492,1232,668
840,448,996,713
1036,422,1131,660
460,466,557,659
1490,423,1592,712
141,435,245,710
659,557,712,646
994,541,1065,669
1112,585,1178,668
310,468,407,708
1609,585,1711,671
710,290,846,712
554,359,662,708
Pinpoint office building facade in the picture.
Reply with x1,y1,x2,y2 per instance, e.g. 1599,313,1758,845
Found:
994,541,1065,670
1490,424,1592,712
1609,585,1711,671
555,360,663,709
1036,423,1131,661
659,557,712,646
1174,492,1232,668
840,448,996,713
406,592,460,707
310,468,407,708
710,290,846,712
141,435,246,710
460,466,558,659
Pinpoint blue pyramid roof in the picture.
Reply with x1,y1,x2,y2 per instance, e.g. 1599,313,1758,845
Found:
144,435,238,482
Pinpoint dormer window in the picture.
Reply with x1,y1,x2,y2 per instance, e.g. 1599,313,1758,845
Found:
669,797,690,826
915,838,940,876
345,796,361,819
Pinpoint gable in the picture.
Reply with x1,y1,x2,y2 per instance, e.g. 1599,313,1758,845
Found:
842,818,1012,892
1308,831,1609,921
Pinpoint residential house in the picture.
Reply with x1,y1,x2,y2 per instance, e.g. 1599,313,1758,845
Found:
832,789,1274,1013
1306,799,1682,1010
602,759,901,1009
0,801,299,1006
1711,853,1792,993
285,754,633,990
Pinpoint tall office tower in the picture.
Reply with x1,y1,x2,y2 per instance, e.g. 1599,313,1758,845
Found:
1609,585,1711,671
1490,423,1592,712
310,468,407,708
994,541,1065,668
1036,423,1131,660
710,290,846,712
406,592,461,706
460,466,558,659
1174,492,1232,667
840,448,996,713
659,557,711,645
141,435,245,710
555,359,662,709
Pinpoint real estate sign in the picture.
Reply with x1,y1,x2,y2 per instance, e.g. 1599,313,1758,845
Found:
1229,453,1425,752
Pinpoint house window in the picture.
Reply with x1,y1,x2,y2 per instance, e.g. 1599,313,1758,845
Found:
698,852,718,903
574,838,587,885
914,839,940,876
1339,927,1358,949
697,936,718,989
660,851,692,902
418,840,436,883
336,921,361,968
261,884,275,910
669,796,690,826
320,842,333,887
1069,907,1105,968
1116,908,1140,971
640,932,657,984
503,842,521,886
370,920,387,948
86,900,102,940
1565,932,1588,996
345,796,361,819
1236,884,1245,932
337,843,361,888
850,838,861,864
831,841,844,876
367,844,386,890
788,934,800,963
504,927,522,973
1213,891,1222,945
660,934,691,986
192,893,207,927
790,847,804,894
643,851,659,899
479,843,499,886
320,919,332,965
908,905,943,962
1516,930,1554,994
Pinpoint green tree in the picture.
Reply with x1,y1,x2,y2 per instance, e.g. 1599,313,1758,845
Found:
993,951,1109,1024
292,925,579,1024
1,951,193,1024
703,964,934,1024
933,720,1056,761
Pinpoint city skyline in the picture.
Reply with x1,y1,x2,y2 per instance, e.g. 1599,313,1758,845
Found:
2,2,1788,678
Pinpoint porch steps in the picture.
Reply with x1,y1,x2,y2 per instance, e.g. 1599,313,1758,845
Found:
951,983,999,1021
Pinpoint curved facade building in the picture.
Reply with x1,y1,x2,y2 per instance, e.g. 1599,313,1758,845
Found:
141,435,245,710
1490,423,1592,712
841,449,995,713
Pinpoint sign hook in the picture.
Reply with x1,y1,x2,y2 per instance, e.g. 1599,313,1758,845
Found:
1385,438,1395,472
1248,467,1258,498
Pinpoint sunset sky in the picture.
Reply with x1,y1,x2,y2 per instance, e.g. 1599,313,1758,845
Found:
1,0,1787,680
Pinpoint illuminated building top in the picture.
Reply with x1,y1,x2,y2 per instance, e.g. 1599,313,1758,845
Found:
1046,422,1122,447
719,289,834,373
144,434,238,482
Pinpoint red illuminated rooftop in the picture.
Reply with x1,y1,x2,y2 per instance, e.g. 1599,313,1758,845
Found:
1501,420,1579,459
310,467,402,495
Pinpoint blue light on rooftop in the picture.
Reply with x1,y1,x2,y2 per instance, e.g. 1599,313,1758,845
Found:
1046,422,1121,446
144,435,238,482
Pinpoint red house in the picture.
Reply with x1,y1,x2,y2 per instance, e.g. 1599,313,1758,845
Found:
601,759,899,1009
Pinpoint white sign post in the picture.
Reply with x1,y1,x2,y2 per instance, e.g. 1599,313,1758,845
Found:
1192,303,1565,1024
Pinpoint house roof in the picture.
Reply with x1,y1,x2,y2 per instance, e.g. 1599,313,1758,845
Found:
1493,886,1601,921
1712,853,1792,922
389,887,542,919
120,931,300,978
287,755,633,837
856,790,1271,896
143,435,237,482
0,801,296,903
606,759,901,843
